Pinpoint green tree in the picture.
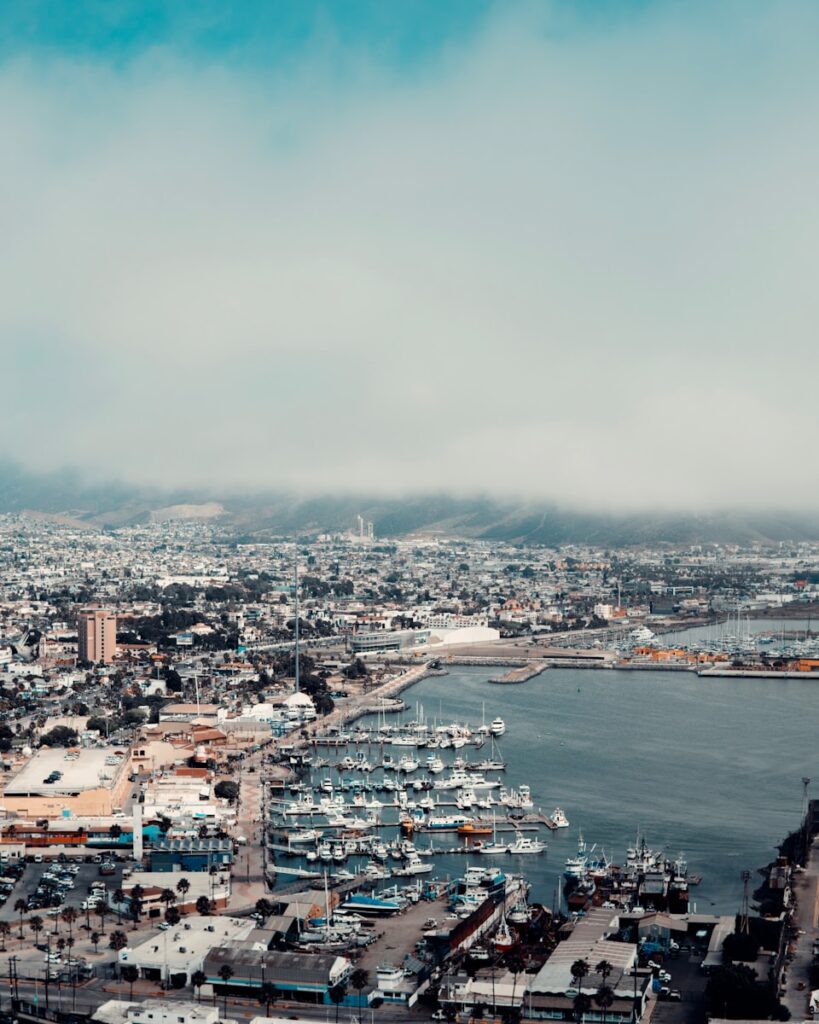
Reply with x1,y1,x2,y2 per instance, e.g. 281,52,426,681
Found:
573,992,592,1023
121,964,139,1000
191,969,207,1002
328,983,347,1024
595,985,614,1024
165,906,181,928
0,921,10,951
259,982,279,1015
350,967,369,1016
196,895,211,916
218,964,234,1016
13,898,26,940
90,930,101,954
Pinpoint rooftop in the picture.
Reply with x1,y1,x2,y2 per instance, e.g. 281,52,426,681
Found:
4,747,127,796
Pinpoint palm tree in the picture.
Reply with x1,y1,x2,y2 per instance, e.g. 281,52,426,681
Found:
218,964,234,1016
14,898,26,939
176,877,190,900
350,967,369,1016
29,915,43,940
61,907,78,941
109,824,123,842
572,992,592,1023
328,983,347,1024
122,964,139,1000
129,896,143,930
570,959,590,992
191,969,207,1002
594,985,614,1024
90,931,101,954
0,921,10,951
595,960,613,987
113,887,126,924
160,888,177,910
506,953,525,1011
259,982,279,1015
96,903,109,934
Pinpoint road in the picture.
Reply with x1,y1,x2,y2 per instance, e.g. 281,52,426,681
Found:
782,835,819,1021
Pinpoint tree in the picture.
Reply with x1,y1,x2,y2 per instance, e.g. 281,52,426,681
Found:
595,960,613,987
40,726,79,747
196,895,211,916
122,964,139,1001
29,914,43,940
96,903,109,934
255,898,273,921
259,982,279,1015
214,780,240,803
595,986,614,1024
328,983,347,1024
191,969,207,1002
218,964,234,1016
570,959,590,991
90,930,101,954
61,906,78,940
160,888,177,909
176,877,191,901
113,887,125,924
503,951,525,1010
109,930,128,954
0,921,9,951
109,824,123,842
165,906,181,928
14,898,26,939
350,967,369,1016
573,993,592,1022
706,963,777,1019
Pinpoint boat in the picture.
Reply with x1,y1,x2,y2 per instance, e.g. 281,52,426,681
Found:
393,852,433,876
341,893,402,917
550,807,570,829
506,831,546,855
425,755,445,774
493,914,514,951
422,814,472,831
398,755,420,773
458,821,493,837
489,717,506,736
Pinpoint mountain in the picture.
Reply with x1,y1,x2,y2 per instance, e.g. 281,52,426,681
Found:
1,460,817,545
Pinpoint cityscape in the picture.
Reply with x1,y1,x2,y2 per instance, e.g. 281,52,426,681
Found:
3,2,819,1024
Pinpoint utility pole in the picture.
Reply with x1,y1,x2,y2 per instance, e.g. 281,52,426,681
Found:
294,554,300,693
740,870,751,934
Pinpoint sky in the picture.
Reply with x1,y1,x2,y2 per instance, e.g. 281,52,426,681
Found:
1,0,818,511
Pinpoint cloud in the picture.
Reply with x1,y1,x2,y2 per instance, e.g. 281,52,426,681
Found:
0,1,817,510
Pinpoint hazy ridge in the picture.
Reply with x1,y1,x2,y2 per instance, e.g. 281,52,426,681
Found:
2,461,818,545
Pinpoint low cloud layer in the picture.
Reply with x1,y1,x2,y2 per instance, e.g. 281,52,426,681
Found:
1,2,817,510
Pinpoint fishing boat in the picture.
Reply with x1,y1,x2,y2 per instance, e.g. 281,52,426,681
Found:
550,807,570,828
493,913,514,951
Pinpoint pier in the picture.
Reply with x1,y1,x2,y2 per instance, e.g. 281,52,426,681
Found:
488,660,548,684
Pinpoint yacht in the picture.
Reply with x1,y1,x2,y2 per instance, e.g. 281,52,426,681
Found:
490,717,506,736
393,852,433,876
550,807,570,829
398,755,420,773
425,755,445,774
506,831,546,855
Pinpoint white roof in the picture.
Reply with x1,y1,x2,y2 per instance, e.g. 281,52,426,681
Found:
283,691,314,707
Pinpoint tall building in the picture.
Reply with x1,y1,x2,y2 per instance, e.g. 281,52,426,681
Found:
77,607,117,664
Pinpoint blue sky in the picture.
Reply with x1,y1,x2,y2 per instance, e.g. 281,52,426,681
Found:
1,1,818,508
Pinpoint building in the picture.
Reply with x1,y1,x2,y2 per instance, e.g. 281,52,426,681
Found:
93,1000,228,1024
119,916,254,983
525,908,647,1022
78,607,117,664
0,747,131,818
203,948,351,1005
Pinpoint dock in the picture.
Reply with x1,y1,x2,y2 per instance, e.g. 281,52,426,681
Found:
488,661,548,684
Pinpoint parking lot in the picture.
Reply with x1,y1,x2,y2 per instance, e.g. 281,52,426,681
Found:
650,953,708,1024
0,858,127,924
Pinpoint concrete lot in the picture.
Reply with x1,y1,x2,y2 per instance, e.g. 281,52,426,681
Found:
649,954,708,1024
356,891,449,974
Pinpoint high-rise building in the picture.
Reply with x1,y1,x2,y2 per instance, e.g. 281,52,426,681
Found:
78,607,117,664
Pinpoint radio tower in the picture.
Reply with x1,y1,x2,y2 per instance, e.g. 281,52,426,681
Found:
739,870,751,933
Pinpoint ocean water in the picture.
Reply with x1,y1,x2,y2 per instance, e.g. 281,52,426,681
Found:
363,662,818,914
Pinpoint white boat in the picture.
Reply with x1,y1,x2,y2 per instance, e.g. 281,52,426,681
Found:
498,784,534,809
550,807,570,828
489,717,506,736
506,831,546,855
289,829,320,844
393,852,433,876
426,755,445,774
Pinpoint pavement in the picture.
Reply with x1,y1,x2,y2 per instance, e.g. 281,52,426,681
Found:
782,836,819,1021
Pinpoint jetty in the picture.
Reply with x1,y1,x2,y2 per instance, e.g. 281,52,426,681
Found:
489,661,548,684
